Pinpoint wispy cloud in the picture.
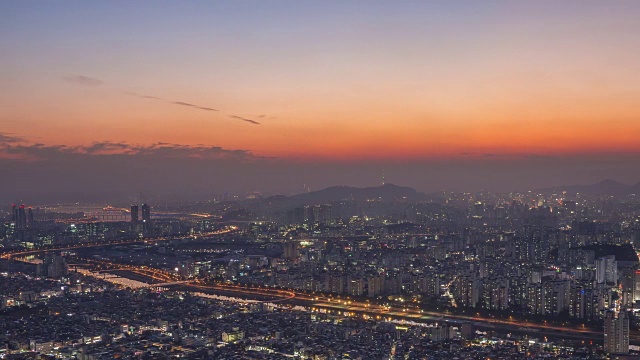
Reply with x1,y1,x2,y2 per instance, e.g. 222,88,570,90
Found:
174,101,197,107
62,75,104,87
64,75,266,124
172,101,218,111
0,133,25,144
126,92,220,112
229,115,261,125
132,92,262,123
0,140,259,162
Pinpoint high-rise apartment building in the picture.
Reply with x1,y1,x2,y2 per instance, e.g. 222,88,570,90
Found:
130,205,139,223
27,207,34,228
596,256,618,284
141,203,151,222
11,204,17,224
604,310,629,354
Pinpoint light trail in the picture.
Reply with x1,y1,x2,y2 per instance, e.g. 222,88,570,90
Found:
0,228,237,260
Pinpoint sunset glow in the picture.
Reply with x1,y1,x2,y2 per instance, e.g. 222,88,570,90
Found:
2,1,640,196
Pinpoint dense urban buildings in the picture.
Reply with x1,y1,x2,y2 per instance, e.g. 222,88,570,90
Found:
4,1,640,358
2,182,640,358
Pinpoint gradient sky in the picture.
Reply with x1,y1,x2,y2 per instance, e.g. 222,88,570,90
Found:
2,1,640,200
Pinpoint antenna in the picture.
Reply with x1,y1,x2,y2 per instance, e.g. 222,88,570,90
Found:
382,169,385,185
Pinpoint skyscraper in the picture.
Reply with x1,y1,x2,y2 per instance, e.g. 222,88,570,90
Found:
283,241,299,259
27,207,34,228
11,204,17,223
40,254,68,279
141,203,151,222
596,256,618,285
604,310,629,354
18,205,27,230
130,205,139,224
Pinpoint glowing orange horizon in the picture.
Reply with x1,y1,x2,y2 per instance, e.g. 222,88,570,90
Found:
5,77,639,163
3,2,640,166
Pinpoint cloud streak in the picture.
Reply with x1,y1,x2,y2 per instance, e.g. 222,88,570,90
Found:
128,92,263,123
125,92,220,112
64,75,264,124
229,115,261,125
0,133,25,144
62,75,104,87
0,140,259,162
171,100,218,111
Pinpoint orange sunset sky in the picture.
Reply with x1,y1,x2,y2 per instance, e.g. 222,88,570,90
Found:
2,1,640,199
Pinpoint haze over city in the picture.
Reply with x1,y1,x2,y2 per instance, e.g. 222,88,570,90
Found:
3,1,640,202
5,2,640,359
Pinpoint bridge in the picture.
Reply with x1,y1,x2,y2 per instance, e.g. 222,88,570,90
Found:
0,228,238,260
139,280,191,289
175,283,297,303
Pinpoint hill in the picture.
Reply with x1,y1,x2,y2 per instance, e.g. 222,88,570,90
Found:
287,183,425,204
537,179,639,196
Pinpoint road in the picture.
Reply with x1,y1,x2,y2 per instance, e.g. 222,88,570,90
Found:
169,282,614,343
0,228,238,260
181,283,296,303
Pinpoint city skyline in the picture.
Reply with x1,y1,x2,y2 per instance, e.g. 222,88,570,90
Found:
3,2,640,357
3,1,640,200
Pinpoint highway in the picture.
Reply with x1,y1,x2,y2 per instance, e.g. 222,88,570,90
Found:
170,282,615,344
75,258,179,282
0,228,238,260
180,283,296,303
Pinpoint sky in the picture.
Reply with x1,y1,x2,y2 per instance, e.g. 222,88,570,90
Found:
2,1,640,202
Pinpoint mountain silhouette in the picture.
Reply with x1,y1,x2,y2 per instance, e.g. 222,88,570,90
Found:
537,179,638,196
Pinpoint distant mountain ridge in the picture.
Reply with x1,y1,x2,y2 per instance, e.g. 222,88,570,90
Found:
258,180,640,206
255,183,425,208
537,179,640,196
288,183,425,204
